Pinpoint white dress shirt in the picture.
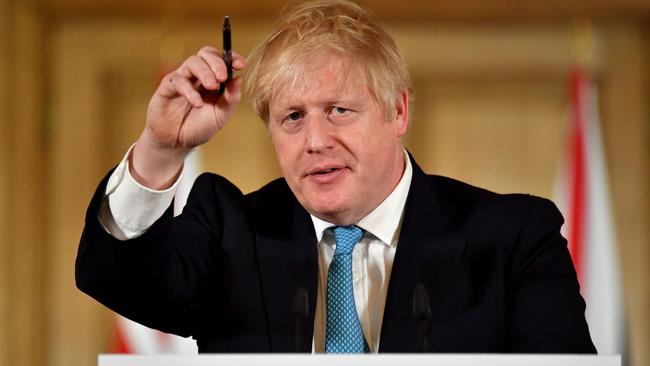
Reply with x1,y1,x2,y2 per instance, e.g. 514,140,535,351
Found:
99,146,413,353
99,146,181,240
311,152,412,352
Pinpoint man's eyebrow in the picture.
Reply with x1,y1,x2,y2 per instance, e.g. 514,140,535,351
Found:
269,105,302,121
272,94,366,112
321,97,366,107
275,104,304,113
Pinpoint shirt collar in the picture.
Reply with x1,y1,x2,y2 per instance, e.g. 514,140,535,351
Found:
310,149,413,247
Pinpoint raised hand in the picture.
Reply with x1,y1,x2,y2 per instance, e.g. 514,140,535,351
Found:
131,47,246,189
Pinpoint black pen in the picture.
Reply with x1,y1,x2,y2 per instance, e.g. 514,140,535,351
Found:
220,15,232,94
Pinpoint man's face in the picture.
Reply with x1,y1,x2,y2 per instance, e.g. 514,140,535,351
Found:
267,55,409,225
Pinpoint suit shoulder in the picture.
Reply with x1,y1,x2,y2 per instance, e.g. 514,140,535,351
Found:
187,172,245,204
189,174,294,217
428,175,497,203
243,177,294,211
193,172,241,192
429,175,562,223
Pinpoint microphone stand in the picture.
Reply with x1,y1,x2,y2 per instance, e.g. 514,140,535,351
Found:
412,283,432,352
292,287,309,352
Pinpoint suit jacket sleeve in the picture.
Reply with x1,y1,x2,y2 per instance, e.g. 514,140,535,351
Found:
75,170,239,337
506,197,596,353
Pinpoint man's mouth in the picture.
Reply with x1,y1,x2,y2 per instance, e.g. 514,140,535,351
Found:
306,165,347,183
307,164,345,176
314,168,339,174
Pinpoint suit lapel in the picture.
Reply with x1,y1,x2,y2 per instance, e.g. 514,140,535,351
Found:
253,185,318,352
379,158,467,352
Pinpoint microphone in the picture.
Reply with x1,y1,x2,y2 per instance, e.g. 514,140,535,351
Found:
292,286,309,352
412,283,432,352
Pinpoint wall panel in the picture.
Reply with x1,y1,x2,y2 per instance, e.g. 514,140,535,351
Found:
0,1,12,365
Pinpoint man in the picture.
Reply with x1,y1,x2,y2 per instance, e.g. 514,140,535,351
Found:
76,0,596,353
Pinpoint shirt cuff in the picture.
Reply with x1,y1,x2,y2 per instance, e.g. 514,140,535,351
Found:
98,144,183,240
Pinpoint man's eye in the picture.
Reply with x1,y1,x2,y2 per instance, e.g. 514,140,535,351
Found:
285,111,303,122
332,106,349,115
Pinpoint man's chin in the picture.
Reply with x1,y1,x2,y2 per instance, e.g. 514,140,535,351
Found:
314,208,369,227
293,188,356,222
303,201,351,224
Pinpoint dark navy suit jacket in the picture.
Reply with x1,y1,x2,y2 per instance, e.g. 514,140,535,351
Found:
76,157,596,353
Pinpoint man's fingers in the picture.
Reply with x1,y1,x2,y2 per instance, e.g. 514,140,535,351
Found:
197,45,220,56
215,76,243,117
224,76,243,104
197,47,228,83
197,48,246,82
231,52,246,70
177,55,218,91
172,75,203,107
157,47,246,110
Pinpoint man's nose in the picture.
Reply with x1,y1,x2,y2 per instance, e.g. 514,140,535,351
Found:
305,115,335,154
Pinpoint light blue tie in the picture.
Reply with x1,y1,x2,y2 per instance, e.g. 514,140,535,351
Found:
325,225,367,353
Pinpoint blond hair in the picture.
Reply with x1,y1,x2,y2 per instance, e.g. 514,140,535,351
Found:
244,0,411,122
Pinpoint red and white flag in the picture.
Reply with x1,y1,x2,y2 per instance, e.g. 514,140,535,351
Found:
555,68,625,355
111,148,203,354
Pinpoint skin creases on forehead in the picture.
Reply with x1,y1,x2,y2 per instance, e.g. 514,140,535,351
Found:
269,55,370,113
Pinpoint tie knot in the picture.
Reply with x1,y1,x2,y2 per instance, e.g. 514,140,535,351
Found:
331,226,364,255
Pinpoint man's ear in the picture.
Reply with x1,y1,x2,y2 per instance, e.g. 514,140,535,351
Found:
394,89,409,137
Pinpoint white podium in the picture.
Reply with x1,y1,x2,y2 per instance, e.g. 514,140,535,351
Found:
99,354,620,366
